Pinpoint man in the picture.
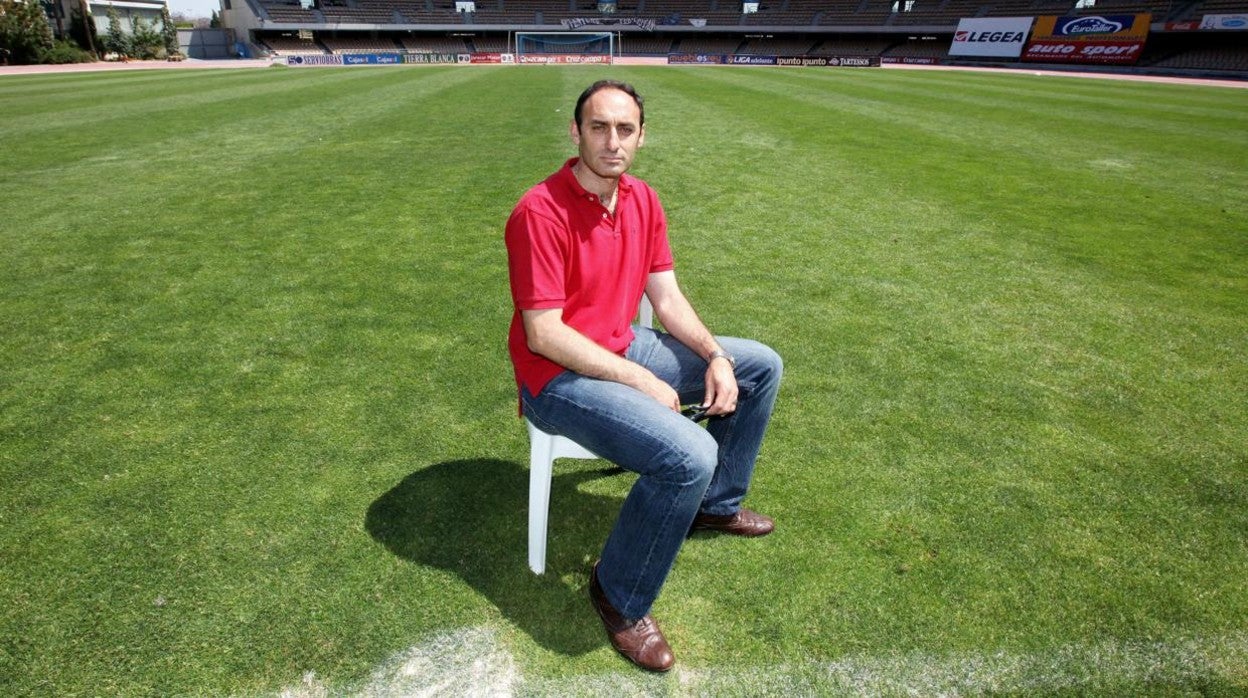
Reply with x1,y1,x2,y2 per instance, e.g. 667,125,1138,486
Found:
505,80,783,672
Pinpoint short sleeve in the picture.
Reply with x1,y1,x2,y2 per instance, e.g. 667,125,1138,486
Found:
648,191,675,274
506,206,568,310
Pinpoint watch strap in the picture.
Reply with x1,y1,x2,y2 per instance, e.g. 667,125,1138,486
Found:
708,349,735,369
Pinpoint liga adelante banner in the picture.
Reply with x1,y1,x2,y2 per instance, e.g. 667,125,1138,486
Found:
1023,14,1150,65
949,17,1033,58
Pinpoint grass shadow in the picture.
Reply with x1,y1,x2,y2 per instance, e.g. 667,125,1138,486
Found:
365,458,627,656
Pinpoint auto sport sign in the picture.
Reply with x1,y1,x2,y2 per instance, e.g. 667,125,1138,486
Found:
1024,14,1150,65
949,17,1033,57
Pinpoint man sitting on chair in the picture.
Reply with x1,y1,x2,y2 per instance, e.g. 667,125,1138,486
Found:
505,79,783,673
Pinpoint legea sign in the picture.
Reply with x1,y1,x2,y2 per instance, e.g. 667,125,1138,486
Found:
949,17,1034,57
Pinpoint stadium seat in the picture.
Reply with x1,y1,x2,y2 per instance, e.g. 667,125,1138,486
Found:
526,295,653,575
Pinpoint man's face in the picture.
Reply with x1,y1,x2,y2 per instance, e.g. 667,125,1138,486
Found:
570,88,645,181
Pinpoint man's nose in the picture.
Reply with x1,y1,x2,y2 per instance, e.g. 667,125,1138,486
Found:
606,128,621,150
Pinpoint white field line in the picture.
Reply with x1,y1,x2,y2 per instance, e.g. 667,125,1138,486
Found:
276,627,1248,697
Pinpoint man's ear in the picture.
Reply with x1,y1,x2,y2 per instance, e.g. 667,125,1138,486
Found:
569,120,581,146
638,125,645,148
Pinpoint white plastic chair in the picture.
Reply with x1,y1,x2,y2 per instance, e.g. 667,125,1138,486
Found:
526,295,654,574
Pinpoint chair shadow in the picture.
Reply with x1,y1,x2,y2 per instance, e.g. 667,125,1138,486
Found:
365,458,627,656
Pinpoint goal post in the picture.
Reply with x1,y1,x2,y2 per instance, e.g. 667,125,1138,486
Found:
511,32,617,63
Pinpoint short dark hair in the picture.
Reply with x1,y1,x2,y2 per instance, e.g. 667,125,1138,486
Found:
574,80,645,128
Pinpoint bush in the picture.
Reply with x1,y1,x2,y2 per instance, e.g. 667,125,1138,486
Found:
0,0,55,64
130,16,162,59
41,40,96,64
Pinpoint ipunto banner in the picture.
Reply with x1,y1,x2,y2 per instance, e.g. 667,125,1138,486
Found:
1023,14,1150,64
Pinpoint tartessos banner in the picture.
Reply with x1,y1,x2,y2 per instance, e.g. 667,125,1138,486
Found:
949,17,1033,58
1023,14,1151,65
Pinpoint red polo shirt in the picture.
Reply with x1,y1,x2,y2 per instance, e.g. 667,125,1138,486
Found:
506,158,675,401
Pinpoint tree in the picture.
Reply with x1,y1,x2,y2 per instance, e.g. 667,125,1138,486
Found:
129,13,161,58
102,2,128,57
0,0,56,64
159,3,177,55
68,0,98,56
209,9,219,27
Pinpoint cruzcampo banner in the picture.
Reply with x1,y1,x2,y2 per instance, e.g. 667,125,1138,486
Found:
1023,14,1151,65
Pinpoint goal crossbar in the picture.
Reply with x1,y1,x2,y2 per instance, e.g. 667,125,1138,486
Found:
511,31,617,60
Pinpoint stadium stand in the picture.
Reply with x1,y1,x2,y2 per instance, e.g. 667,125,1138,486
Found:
1196,0,1248,9
883,37,949,59
472,35,510,51
738,36,819,54
673,35,747,53
815,38,896,55
643,0,742,25
232,0,1248,79
1069,0,1175,16
321,36,404,52
1151,45,1248,71
622,35,676,55
260,1,322,23
398,35,471,52
817,1,895,27
260,34,325,54
320,0,402,24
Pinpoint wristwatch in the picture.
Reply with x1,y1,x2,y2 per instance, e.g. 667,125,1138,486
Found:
707,349,736,369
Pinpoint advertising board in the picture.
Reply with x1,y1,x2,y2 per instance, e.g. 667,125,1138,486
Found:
668,54,879,66
1200,14,1248,29
517,54,611,64
1023,14,1150,65
286,55,344,66
949,17,1033,57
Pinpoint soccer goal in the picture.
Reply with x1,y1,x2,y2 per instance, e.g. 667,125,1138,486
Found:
511,32,617,64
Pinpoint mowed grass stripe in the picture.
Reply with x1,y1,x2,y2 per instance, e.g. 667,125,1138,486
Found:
0,68,329,124
687,66,1246,190
2,67,479,178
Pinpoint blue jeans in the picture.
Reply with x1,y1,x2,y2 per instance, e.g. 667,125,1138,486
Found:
521,326,783,620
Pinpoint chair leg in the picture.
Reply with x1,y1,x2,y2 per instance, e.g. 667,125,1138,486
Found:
528,435,555,575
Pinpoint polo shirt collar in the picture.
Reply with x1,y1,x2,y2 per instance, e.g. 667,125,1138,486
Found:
559,158,634,200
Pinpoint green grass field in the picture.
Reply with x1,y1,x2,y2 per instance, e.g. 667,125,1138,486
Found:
1,64,1246,696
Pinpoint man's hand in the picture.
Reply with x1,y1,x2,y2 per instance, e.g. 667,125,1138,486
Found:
701,358,739,417
639,371,681,413
522,307,680,413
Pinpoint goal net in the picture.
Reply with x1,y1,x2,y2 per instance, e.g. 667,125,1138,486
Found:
513,32,616,63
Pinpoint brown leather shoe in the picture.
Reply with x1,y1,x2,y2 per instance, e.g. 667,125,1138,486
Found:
589,562,675,673
690,508,775,537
